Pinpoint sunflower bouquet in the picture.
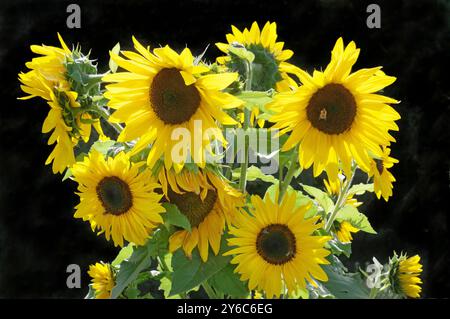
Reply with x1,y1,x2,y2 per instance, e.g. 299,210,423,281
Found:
18,22,422,299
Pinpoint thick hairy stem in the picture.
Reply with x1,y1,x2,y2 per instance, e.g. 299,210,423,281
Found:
238,59,253,192
324,166,356,232
98,106,124,135
201,282,218,299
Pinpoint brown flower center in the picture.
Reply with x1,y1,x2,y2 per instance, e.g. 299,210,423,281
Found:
306,83,357,134
150,68,201,125
167,187,217,228
96,176,133,216
256,224,296,265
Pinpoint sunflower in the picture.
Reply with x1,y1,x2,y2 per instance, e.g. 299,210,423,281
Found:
20,33,71,89
72,151,165,247
334,221,359,243
158,167,243,262
267,38,400,182
18,34,104,173
368,147,398,201
389,253,423,298
20,75,78,173
88,262,115,299
216,21,297,92
225,190,331,298
103,37,241,173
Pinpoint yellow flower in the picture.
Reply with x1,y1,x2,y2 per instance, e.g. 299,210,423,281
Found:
390,254,423,298
20,75,77,173
369,147,398,201
159,167,243,262
216,21,297,92
88,262,115,299
267,38,400,182
18,34,103,174
225,190,331,298
20,33,72,90
248,291,263,299
334,221,359,243
103,37,242,173
72,151,165,247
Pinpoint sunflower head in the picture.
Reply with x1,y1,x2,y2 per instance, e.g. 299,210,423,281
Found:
216,21,296,91
226,190,331,298
369,147,398,201
158,167,243,262
388,253,423,298
88,262,115,299
267,37,400,182
72,151,165,247
18,34,106,174
103,37,242,172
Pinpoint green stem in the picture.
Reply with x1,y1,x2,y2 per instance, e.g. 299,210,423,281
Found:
278,149,299,204
201,282,218,299
278,159,284,195
369,287,378,299
98,106,123,135
238,59,253,193
324,166,356,232
238,123,250,192
158,256,169,273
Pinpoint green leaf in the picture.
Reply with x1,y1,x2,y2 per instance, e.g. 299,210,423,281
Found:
348,183,374,196
322,267,370,299
301,184,334,214
124,286,140,299
139,292,154,299
110,227,168,299
110,244,153,299
336,205,377,234
112,243,134,267
291,287,309,299
90,140,116,155
236,90,273,112
263,182,281,202
162,203,191,232
232,166,277,184
228,46,255,63
85,284,96,299
109,42,120,73
159,277,181,299
295,192,319,219
320,257,370,299
208,264,249,298
325,238,352,258
159,252,173,272
170,242,231,296
147,226,170,258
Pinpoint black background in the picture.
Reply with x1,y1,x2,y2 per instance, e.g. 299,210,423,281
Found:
0,0,449,298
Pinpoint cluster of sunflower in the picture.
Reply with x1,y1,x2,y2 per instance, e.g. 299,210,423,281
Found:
19,22,422,299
